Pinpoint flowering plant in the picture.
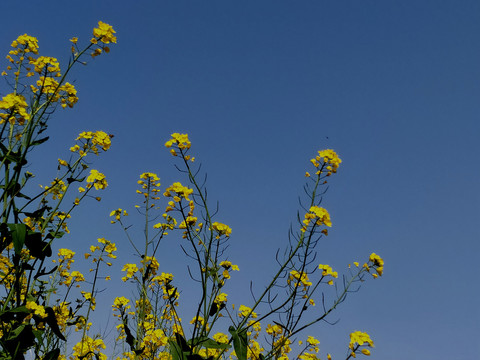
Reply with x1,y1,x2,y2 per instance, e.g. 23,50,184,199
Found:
0,23,383,360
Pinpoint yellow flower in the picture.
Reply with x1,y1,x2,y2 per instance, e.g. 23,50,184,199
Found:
93,21,117,44
213,332,229,344
238,305,257,319
121,263,138,282
349,331,374,349
369,253,384,276
0,93,30,124
318,264,338,285
165,133,191,150
164,182,193,201
113,296,131,309
86,169,108,190
306,336,320,346
211,222,232,237
26,301,47,318
11,34,39,54
31,56,60,74
288,270,312,289
215,292,228,304
311,149,342,174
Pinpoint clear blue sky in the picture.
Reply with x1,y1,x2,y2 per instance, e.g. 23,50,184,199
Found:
1,1,479,359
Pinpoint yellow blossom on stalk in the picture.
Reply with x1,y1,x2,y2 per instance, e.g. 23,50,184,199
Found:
165,132,191,151
26,301,47,318
87,169,107,190
70,270,85,282
58,248,75,264
318,264,338,285
98,237,117,259
36,76,59,95
59,82,78,108
310,149,342,175
288,270,312,290
92,21,117,44
10,34,39,54
164,182,193,201
310,206,332,226
179,216,198,229
30,56,60,74
302,206,331,232
72,336,107,360
121,263,139,282
113,296,131,310
42,179,67,200
76,131,112,154
215,292,228,304
211,222,232,237
53,302,70,331
266,324,283,336
307,336,320,348
141,256,159,276
238,305,257,319
349,331,374,351
299,353,318,360
190,315,205,325
0,93,30,125
109,208,128,223
213,332,229,344
369,253,384,276
220,260,239,271
153,214,177,231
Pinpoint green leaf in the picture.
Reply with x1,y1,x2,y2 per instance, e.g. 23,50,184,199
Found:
43,349,60,360
25,232,52,260
30,136,49,146
169,338,185,360
228,326,248,360
8,223,26,255
23,205,50,221
45,307,66,341
199,338,231,350
176,333,191,352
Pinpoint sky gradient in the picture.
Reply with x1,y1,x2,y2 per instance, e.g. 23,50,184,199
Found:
1,1,479,359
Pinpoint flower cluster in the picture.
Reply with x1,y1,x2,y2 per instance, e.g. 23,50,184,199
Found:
318,264,338,285
310,149,342,176
363,253,384,278
0,93,30,125
72,336,107,360
349,331,374,357
25,301,47,319
73,131,112,156
3,34,38,77
109,208,129,223
92,21,117,44
86,169,108,190
288,270,312,290
136,172,161,204
219,260,239,280
165,132,194,160
238,304,257,319
163,182,193,202
211,221,232,238
301,206,332,233
121,263,139,282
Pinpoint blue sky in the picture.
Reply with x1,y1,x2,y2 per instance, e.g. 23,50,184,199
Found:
1,1,479,359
